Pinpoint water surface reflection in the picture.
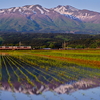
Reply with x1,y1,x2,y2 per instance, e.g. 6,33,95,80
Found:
0,55,100,100
1,86,100,100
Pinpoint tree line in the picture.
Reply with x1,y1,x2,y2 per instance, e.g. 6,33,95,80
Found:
0,32,100,49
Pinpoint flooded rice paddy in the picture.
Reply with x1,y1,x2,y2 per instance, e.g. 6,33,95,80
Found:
0,50,100,100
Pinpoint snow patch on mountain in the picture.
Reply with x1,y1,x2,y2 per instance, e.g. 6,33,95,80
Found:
7,8,13,12
13,7,19,12
22,6,28,10
54,7,74,15
54,6,67,14
36,6,44,14
0,10,5,13
29,5,34,9
63,14,82,22
42,7,50,12
54,5,79,14
19,9,22,12
76,14,96,19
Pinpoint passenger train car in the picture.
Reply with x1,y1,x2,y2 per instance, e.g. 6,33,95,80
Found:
0,46,32,50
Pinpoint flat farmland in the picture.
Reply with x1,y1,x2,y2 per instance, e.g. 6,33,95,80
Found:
0,49,100,100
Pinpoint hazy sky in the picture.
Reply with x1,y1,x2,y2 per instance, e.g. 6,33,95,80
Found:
0,0,100,12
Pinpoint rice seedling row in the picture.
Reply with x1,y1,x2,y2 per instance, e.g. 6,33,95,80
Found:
2,56,14,90
8,56,60,88
13,54,100,82
6,56,38,89
0,55,2,82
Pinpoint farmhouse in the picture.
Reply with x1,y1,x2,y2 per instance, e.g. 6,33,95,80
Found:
0,46,32,50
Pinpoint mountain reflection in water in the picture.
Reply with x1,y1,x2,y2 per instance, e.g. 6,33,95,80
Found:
0,84,100,100
0,78,100,95
0,55,100,100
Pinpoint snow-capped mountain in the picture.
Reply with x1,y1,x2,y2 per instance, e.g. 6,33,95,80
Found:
53,5,100,23
0,4,100,33
0,5,55,15
0,5,82,22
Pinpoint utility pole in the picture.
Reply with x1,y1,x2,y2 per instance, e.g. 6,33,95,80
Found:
64,41,66,49
62,41,66,49
19,41,21,46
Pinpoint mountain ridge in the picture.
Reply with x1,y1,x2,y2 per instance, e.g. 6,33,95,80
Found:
0,4,100,33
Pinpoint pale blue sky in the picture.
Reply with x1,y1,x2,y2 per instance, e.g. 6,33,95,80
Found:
0,0,100,12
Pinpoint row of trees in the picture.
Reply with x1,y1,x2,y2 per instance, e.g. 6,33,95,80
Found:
0,32,100,49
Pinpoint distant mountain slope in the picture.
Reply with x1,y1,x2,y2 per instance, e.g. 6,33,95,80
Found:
0,5,100,33
53,5,100,23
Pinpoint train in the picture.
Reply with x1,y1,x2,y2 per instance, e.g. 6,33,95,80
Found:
0,46,32,50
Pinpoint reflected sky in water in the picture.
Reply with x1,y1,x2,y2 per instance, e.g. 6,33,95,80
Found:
0,87,100,100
